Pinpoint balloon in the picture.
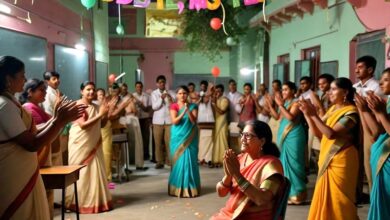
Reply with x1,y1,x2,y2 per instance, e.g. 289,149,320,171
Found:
116,24,125,35
177,1,184,14
226,37,237,46
210,18,222,31
81,0,96,9
108,74,116,84
211,66,220,77
244,0,262,6
116,0,133,4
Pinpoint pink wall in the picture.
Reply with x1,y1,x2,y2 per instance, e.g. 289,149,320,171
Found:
354,0,390,66
0,0,94,77
110,37,184,89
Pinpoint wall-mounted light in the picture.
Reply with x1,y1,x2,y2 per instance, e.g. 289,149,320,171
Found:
0,3,11,14
29,57,45,61
75,38,86,51
240,67,255,76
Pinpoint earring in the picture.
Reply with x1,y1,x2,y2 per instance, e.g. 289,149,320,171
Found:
343,96,347,103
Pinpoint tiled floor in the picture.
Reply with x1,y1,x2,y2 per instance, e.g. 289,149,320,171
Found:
54,161,369,220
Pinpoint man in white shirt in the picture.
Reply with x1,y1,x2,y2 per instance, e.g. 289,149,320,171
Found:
353,55,381,96
353,55,380,199
42,71,63,167
226,79,242,123
42,71,60,116
133,81,153,162
226,79,242,153
151,75,175,169
196,80,215,167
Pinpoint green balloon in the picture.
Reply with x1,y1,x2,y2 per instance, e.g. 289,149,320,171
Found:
116,24,125,35
81,0,96,9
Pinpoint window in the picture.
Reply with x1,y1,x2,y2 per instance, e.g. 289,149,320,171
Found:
275,53,290,82
320,61,338,78
294,60,311,85
302,46,321,87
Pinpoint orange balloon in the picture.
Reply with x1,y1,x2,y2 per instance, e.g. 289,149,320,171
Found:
108,74,116,84
211,66,220,77
210,18,222,31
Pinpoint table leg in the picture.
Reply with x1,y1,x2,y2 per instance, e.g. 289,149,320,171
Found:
62,188,65,220
74,183,80,220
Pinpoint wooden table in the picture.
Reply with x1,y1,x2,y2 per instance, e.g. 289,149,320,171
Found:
40,165,85,220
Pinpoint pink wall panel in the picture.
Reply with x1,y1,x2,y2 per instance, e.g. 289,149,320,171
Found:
110,37,184,89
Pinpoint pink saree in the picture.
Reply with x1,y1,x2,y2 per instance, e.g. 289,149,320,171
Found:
211,154,284,220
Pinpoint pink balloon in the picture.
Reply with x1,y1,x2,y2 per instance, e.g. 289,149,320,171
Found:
108,74,116,84
116,0,133,4
177,1,184,14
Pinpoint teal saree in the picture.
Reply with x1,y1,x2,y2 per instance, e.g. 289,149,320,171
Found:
368,100,390,219
276,100,307,202
168,103,201,197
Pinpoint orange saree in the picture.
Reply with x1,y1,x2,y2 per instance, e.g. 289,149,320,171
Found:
211,154,283,220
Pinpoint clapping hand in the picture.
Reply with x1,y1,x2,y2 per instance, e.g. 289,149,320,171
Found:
367,93,386,114
354,93,368,112
56,100,87,124
274,93,284,107
298,98,316,116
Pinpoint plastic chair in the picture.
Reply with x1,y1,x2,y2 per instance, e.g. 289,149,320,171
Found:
273,177,291,220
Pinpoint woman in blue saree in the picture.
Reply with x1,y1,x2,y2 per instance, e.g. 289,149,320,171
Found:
168,85,201,197
356,67,390,219
267,81,307,204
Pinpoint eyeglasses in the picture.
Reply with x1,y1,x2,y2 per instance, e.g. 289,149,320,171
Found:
239,132,257,140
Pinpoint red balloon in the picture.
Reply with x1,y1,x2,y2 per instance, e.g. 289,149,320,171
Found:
108,74,116,84
210,18,222,31
211,66,220,77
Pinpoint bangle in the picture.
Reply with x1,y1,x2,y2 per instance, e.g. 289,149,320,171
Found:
237,176,246,186
239,180,251,192
220,181,231,189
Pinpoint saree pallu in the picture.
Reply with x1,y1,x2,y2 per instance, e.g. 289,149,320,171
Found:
212,97,229,164
101,120,113,181
368,133,390,219
211,154,284,220
168,103,200,197
277,101,307,201
0,98,49,220
66,104,112,213
308,105,359,220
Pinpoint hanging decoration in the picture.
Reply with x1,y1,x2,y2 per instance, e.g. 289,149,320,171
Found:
232,0,240,8
207,0,221,10
244,0,263,6
81,0,96,9
177,1,184,14
116,4,125,35
116,0,133,4
133,0,151,8
157,0,164,9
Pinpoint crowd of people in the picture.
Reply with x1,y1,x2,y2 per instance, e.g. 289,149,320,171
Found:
1,54,390,220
